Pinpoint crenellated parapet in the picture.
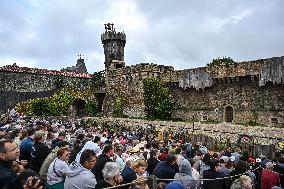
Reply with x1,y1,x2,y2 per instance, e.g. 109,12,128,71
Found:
101,31,126,42
176,56,284,90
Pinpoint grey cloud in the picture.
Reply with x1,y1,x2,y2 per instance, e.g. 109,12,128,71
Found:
0,0,283,73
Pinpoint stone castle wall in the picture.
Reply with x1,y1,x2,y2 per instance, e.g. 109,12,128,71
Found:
0,68,93,112
170,77,284,125
105,56,284,125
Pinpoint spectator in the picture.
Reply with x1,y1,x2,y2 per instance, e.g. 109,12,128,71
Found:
274,156,284,187
64,149,97,189
92,144,114,181
133,159,148,177
203,159,228,189
75,141,99,163
146,150,159,175
165,181,186,189
19,128,34,167
174,159,197,189
230,175,252,189
0,139,23,189
261,161,281,189
230,160,256,189
115,146,125,171
153,154,177,179
47,147,71,189
131,175,149,189
39,141,70,179
95,162,123,189
30,131,51,173
219,156,232,175
52,132,66,149
196,152,211,178
68,139,82,164
121,158,137,186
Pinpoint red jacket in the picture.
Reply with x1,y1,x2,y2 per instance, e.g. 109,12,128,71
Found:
261,169,280,189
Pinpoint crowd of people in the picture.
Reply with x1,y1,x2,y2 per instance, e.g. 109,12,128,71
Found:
0,110,284,189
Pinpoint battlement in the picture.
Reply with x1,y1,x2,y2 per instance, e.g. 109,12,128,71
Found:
125,63,174,73
0,63,92,78
101,31,126,42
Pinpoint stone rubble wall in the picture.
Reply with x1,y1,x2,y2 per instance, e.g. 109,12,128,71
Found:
170,77,284,125
83,117,284,145
259,56,284,86
0,71,93,112
105,56,284,124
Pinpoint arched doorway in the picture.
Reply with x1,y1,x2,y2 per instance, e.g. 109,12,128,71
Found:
225,106,234,122
70,99,86,117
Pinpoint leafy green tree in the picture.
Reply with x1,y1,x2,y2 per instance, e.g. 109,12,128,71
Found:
143,78,173,120
30,98,50,116
206,56,235,67
48,89,74,116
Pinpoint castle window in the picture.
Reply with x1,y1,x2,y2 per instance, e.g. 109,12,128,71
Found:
271,117,278,124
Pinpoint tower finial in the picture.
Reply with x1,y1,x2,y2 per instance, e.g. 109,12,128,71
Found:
104,23,115,32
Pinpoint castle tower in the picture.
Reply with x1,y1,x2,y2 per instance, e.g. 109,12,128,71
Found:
101,23,126,70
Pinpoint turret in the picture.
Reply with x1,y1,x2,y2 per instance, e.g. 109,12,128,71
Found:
101,23,126,70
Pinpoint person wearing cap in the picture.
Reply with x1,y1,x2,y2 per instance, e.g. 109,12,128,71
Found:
30,131,51,173
219,156,232,175
153,154,178,180
52,132,66,149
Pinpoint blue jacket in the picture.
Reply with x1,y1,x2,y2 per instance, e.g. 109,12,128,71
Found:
121,165,137,184
153,161,177,179
19,137,33,162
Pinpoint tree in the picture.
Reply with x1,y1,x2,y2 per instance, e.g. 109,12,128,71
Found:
206,56,236,67
143,78,173,120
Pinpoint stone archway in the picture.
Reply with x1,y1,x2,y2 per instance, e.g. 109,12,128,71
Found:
224,106,234,122
70,99,86,117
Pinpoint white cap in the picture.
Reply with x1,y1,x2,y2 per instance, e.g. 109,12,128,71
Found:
230,156,236,162
220,156,230,163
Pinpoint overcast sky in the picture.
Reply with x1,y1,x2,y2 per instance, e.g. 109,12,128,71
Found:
0,0,283,73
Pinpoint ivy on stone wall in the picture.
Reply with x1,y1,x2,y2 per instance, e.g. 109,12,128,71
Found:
143,78,173,120
16,88,97,117
85,100,98,116
114,94,124,117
